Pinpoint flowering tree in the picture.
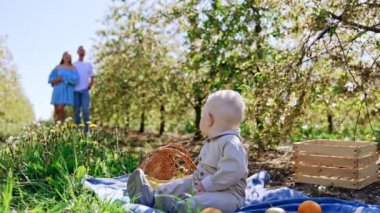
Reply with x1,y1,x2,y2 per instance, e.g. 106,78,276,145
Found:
92,0,379,149
92,0,189,134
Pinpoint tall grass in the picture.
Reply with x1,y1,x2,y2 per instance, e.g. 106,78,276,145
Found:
0,121,138,212
0,171,14,212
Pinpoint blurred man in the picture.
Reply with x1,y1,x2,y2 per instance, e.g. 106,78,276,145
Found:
74,46,95,132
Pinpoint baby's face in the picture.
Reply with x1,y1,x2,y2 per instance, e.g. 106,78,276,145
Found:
199,111,210,136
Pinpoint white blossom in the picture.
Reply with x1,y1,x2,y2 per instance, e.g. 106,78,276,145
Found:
290,74,297,82
345,82,355,92
281,93,288,102
211,35,219,42
216,14,223,22
264,116,271,124
360,93,366,101
34,121,41,127
266,98,274,106
310,75,320,82
288,93,297,107
221,23,227,31
6,136,14,143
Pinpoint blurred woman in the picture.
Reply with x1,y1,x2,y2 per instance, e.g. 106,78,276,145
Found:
48,52,79,122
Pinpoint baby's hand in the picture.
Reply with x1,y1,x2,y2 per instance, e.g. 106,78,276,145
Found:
197,182,206,193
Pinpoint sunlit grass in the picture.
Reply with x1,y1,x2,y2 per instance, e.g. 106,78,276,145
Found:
0,120,138,212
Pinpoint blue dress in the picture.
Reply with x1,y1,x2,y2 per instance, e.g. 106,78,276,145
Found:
48,66,79,106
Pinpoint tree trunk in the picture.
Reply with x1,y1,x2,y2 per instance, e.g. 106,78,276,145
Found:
193,101,203,141
255,117,265,153
159,105,165,136
126,114,130,130
328,113,333,133
139,111,145,133
254,10,265,153
124,110,130,130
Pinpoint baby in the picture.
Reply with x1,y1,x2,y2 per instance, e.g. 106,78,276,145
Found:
128,90,248,213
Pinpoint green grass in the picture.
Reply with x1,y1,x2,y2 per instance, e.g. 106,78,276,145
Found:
290,121,380,144
0,121,138,212
0,171,14,213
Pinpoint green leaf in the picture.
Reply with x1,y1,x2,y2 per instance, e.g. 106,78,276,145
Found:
75,165,87,182
48,202,70,213
319,9,329,20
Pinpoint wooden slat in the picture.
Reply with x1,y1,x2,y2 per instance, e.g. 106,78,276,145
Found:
357,175,380,189
295,164,357,178
294,140,377,148
358,164,378,180
293,143,358,157
294,152,378,168
295,139,373,147
311,139,365,147
293,140,315,145
357,143,378,156
293,152,356,167
358,153,379,167
294,174,358,189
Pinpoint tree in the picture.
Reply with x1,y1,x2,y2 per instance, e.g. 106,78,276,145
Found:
92,0,188,134
92,0,380,148
171,0,380,147
0,38,35,138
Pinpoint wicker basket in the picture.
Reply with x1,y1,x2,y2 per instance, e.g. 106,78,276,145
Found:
139,143,197,181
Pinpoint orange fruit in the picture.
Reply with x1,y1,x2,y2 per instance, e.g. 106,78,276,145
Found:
200,207,223,213
298,200,322,213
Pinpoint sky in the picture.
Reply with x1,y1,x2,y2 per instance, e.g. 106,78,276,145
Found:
0,0,110,120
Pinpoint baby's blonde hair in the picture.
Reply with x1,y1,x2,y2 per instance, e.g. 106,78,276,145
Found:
203,90,245,127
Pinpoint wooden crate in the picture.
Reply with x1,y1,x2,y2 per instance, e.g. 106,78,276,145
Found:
293,139,379,189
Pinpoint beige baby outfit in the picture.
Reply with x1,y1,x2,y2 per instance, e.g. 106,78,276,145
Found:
154,129,248,213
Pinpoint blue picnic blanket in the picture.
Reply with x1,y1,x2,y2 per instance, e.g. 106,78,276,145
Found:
237,171,380,213
83,171,380,213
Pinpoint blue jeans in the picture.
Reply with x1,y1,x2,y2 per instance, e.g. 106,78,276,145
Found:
74,89,90,132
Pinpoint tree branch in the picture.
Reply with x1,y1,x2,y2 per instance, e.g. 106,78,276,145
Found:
174,84,195,108
370,53,380,69
353,101,363,141
334,32,362,89
329,12,380,33
296,28,329,66
356,2,380,8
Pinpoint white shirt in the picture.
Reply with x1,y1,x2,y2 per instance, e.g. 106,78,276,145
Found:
74,61,95,91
